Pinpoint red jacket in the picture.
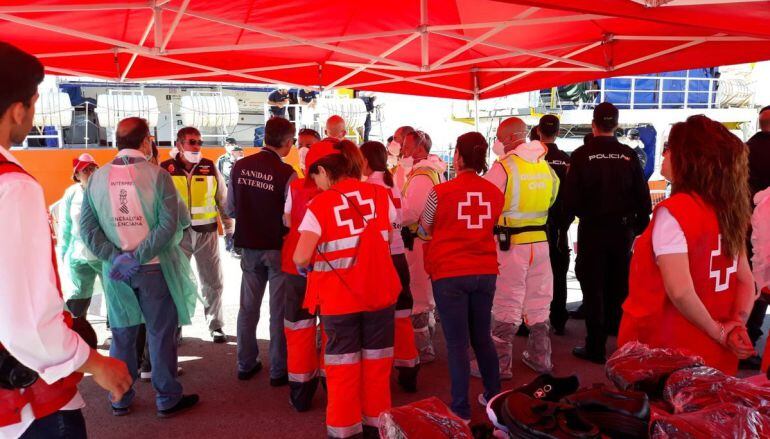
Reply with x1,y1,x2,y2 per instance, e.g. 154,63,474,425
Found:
281,178,321,275
619,193,739,375
424,172,504,281
0,161,82,427
304,179,400,315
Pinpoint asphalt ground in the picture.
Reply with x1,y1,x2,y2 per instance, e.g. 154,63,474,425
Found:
77,244,767,438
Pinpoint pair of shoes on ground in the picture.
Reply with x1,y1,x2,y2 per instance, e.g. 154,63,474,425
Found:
236,361,288,387
210,328,226,344
112,394,200,418
572,346,606,365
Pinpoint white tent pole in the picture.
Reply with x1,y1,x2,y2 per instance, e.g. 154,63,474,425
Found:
430,7,539,70
121,15,155,81
420,0,429,70
0,13,154,56
480,40,603,94
0,3,147,13
162,5,420,70
612,35,719,70
434,30,605,70
427,13,608,32
434,40,595,71
473,70,480,131
326,33,420,88
160,0,190,52
139,62,318,82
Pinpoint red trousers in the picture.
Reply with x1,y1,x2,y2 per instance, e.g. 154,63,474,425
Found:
321,306,395,438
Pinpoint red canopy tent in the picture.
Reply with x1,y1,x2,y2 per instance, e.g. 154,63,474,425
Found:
1,0,769,99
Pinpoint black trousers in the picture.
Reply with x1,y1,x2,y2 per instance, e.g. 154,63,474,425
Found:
547,223,571,331
575,222,634,356
20,409,86,439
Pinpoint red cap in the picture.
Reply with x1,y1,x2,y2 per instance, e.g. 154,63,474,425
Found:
72,153,97,174
305,140,340,171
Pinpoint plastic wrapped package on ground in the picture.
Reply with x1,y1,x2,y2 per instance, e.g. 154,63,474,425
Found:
499,393,601,439
663,366,770,414
606,342,704,397
650,402,770,439
378,397,473,439
563,384,650,438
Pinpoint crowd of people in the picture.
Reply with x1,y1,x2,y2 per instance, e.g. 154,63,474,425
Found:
2,41,770,439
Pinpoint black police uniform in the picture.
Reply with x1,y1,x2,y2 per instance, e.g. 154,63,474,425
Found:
544,142,572,334
564,135,652,359
287,89,317,121
268,90,290,119
745,130,770,345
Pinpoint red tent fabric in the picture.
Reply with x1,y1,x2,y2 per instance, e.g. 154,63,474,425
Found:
1,0,769,99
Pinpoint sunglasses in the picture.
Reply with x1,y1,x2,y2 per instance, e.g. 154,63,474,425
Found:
186,139,205,146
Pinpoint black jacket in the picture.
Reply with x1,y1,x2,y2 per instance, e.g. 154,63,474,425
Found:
227,149,296,250
564,136,652,234
544,142,572,230
748,131,770,197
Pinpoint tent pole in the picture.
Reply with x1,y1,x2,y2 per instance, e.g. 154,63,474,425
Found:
473,70,480,131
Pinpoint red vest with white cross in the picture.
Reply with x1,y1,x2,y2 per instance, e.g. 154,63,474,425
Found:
304,178,399,315
619,193,739,375
0,160,82,427
424,172,504,282
281,178,321,275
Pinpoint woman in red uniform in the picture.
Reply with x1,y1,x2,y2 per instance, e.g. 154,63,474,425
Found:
420,132,504,421
619,115,756,375
293,144,401,438
360,141,420,393
281,140,339,412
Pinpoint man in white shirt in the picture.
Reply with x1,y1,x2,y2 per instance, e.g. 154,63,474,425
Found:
0,42,131,438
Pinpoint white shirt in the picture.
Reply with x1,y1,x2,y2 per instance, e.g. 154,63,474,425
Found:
0,147,88,438
366,172,405,255
652,207,688,256
401,159,444,226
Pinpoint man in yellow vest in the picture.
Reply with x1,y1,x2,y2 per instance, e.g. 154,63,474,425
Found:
480,117,560,377
161,127,233,343
400,130,447,363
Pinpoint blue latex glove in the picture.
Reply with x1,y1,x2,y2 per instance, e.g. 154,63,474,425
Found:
297,264,312,278
109,253,140,281
224,233,234,252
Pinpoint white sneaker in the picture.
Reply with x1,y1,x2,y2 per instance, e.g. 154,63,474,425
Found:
139,366,183,382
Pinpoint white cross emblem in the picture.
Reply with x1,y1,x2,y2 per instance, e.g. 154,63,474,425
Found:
333,191,375,235
710,234,738,292
457,192,491,230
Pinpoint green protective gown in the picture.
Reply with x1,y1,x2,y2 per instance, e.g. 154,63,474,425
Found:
57,183,103,311
80,153,199,328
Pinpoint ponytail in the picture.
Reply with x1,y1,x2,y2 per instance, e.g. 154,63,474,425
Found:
360,141,394,188
456,132,489,174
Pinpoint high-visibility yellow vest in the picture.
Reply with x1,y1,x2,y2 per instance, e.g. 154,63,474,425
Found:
171,173,218,227
403,166,442,234
498,154,559,244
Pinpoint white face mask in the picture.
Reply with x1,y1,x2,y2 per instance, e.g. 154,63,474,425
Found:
398,156,414,170
298,147,309,172
492,139,506,157
387,140,401,157
170,146,179,159
183,151,202,164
